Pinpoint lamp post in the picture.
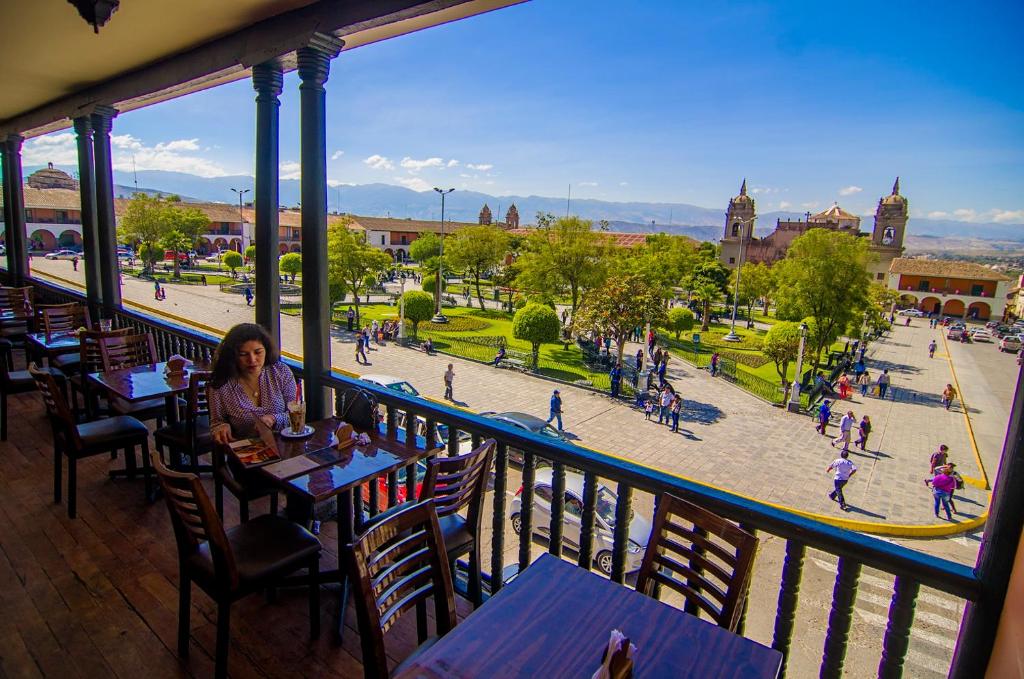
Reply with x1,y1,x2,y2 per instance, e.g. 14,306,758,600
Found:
398,275,406,341
788,321,809,412
432,187,454,323
230,187,251,253
723,215,755,342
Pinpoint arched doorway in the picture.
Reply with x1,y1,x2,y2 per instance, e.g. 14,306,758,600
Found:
213,238,228,251
967,301,991,321
920,296,941,315
30,229,56,251
196,237,211,255
943,299,965,318
229,238,242,252
384,248,394,260
58,229,81,248
278,243,288,255
898,293,918,308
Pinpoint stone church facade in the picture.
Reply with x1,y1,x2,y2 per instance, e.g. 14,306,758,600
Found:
719,178,907,282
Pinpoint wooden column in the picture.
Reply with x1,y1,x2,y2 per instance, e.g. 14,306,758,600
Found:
73,116,103,314
91,105,121,312
0,145,14,279
4,136,29,283
297,34,343,420
252,60,283,347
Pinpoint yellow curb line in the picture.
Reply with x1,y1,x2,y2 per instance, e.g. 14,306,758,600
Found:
940,332,990,490
30,269,989,536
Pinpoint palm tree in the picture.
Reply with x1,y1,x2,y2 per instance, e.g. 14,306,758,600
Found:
690,280,722,331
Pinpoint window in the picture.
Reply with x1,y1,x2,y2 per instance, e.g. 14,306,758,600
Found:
400,235,408,245
971,284,984,296
564,493,584,518
380,235,385,245
729,257,735,264
534,485,553,503
917,280,930,292
876,272,885,280
731,223,740,237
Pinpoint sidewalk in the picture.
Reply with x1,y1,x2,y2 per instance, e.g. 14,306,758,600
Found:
31,260,997,533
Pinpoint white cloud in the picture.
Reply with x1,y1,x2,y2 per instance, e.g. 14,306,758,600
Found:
619,182,629,187
394,176,432,192
327,179,346,187
22,133,78,165
751,186,777,195
112,133,227,176
330,150,344,161
447,159,459,168
990,209,1024,223
364,154,394,170
778,201,792,209
838,185,863,196
800,202,819,209
459,173,471,178
466,163,493,171
579,181,598,187
953,208,976,220
155,138,200,152
400,156,444,173
926,211,950,219
280,161,301,180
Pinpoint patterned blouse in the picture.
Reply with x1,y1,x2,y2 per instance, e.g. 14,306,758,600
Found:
208,361,297,438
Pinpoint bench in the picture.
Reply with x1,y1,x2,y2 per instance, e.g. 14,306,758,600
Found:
497,357,529,372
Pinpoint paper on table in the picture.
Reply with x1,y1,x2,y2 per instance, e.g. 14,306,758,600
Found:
262,454,321,480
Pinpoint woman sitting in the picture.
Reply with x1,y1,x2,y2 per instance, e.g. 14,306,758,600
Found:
209,323,296,445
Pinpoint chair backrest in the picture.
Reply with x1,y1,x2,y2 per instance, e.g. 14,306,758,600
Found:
150,451,238,589
79,328,132,374
41,303,91,338
186,370,212,442
0,286,33,320
99,333,157,372
420,439,495,533
27,363,80,449
346,501,456,678
635,493,759,632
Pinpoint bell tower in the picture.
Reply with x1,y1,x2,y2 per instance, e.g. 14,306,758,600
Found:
720,179,756,269
478,203,492,225
872,177,908,251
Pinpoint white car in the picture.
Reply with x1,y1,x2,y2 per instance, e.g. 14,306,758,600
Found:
44,249,81,260
897,308,926,317
360,374,419,397
999,336,1022,353
969,329,993,342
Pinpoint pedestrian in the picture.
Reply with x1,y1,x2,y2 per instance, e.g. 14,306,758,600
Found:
201,274,207,286
645,366,656,392
816,399,832,435
154,279,162,301
635,348,644,374
941,383,957,410
832,410,855,451
905,317,911,327
826,450,857,511
837,372,851,400
609,362,622,398
928,339,937,358
859,344,867,362
546,389,563,431
854,357,865,379
925,467,956,520
658,354,668,386
644,397,654,421
603,335,612,355
371,319,380,344
244,286,253,306
658,385,673,425
653,347,663,369
443,363,454,400
855,415,871,451
346,306,355,332
945,462,964,514
423,337,434,354
857,370,871,397
355,331,368,364
72,256,78,271
670,394,682,432
876,369,890,399
929,444,950,473
710,352,720,377
647,329,656,354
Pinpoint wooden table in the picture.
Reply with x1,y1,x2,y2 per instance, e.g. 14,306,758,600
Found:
26,331,80,364
394,553,783,679
87,361,198,424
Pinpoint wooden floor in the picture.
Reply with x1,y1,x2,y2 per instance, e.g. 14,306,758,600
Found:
0,355,471,678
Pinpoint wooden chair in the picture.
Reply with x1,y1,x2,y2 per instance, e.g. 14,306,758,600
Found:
68,327,131,419
0,286,34,347
0,339,42,440
154,371,212,474
39,303,91,371
98,333,171,425
635,493,759,632
346,501,456,679
152,452,321,679
28,363,152,518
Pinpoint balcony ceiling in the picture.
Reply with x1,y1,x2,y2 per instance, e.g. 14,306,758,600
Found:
0,0,523,138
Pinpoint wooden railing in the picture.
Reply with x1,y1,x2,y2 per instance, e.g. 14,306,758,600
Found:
29,277,986,678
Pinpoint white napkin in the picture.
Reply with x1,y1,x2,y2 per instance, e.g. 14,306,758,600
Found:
591,629,636,679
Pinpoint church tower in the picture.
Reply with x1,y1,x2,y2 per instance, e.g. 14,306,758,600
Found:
505,203,520,229
719,180,756,269
872,177,908,250
478,203,492,225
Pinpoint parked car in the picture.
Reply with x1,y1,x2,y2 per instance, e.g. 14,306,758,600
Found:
969,329,993,343
896,308,926,317
999,336,1022,353
44,249,81,260
946,327,964,341
361,459,427,512
479,411,567,466
510,469,651,576
360,374,420,397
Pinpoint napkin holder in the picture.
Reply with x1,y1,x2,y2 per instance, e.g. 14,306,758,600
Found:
165,355,189,375
335,422,355,450
592,630,635,679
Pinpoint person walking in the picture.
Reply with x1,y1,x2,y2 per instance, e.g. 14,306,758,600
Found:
72,256,79,272
644,397,654,421
546,390,563,431
653,347,663,368
854,357,865,379
244,286,254,306
371,319,380,344
837,372,851,400
876,369,891,399
635,348,644,375
658,386,673,425
826,450,857,511
710,352,720,377
443,363,454,400
670,393,682,432
154,279,162,301
929,444,950,473
815,399,832,435
925,467,956,520
941,383,957,410
857,370,871,397
928,339,937,359
346,306,355,332
657,354,668,386
609,362,622,399
355,331,368,364
832,410,855,451
855,415,872,451
944,462,964,514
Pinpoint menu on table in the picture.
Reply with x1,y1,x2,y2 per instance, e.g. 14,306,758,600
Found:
228,419,280,467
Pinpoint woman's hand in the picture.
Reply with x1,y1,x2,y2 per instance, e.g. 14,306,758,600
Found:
259,414,276,429
212,424,233,445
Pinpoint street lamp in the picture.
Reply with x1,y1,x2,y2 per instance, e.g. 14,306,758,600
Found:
432,187,454,323
230,187,251,254
787,321,809,413
723,215,756,342
398,275,406,341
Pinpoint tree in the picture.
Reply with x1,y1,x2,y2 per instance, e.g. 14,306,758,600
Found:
168,206,210,255
689,279,723,331
400,291,434,339
665,307,696,339
445,224,510,309
421,274,447,296
741,262,776,316
619,234,697,303
279,252,302,282
160,229,192,279
864,283,899,334
574,273,667,363
409,232,441,265
244,245,256,265
773,230,873,370
512,303,560,369
327,219,391,326
516,216,609,326
118,194,168,274
762,321,803,400
492,261,521,312
222,251,243,277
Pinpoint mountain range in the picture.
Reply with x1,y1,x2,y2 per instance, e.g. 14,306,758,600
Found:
30,166,1024,244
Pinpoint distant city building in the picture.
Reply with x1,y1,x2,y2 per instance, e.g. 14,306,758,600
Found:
26,163,78,190
719,178,908,281
478,203,492,225
888,257,1011,320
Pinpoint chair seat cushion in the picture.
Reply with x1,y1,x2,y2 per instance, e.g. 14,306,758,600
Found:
189,514,320,588
154,416,211,449
77,415,149,448
53,353,81,371
111,396,176,418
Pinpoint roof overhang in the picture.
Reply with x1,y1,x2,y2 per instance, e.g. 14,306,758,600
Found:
0,0,525,139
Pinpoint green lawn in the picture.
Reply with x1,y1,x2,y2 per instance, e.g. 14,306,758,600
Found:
122,267,235,286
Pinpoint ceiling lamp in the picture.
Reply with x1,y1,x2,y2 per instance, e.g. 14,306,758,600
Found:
67,0,121,33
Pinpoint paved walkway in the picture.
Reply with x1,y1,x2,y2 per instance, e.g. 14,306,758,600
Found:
32,260,1004,531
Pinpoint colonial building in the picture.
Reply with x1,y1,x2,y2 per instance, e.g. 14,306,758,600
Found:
346,215,474,262
719,178,908,280
888,257,1011,320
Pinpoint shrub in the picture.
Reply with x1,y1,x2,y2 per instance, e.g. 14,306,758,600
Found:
399,290,434,338
418,316,489,333
665,307,696,339
222,251,243,276
422,274,447,295
513,303,560,369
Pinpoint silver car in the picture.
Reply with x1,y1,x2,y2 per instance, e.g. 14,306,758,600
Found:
510,468,651,576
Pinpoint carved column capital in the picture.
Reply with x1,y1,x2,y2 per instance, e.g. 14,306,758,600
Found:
252,60,284,100
297,33,344,87
90,105,118,134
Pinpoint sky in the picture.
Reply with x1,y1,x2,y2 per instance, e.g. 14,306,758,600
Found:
20,0,1024,223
